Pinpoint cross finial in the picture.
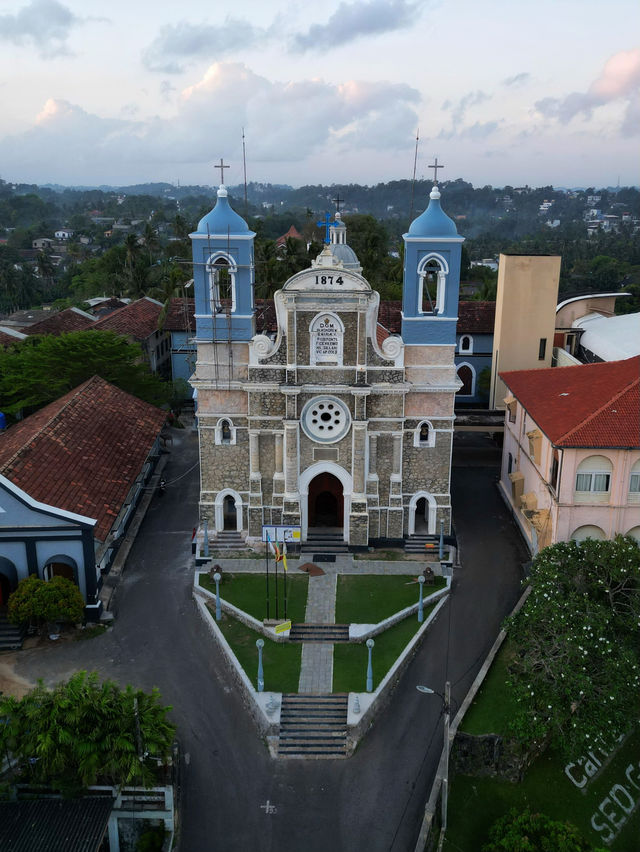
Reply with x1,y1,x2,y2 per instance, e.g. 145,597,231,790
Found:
333,194,344,213
428,157,444,184
316,212,336,245
215,158,230,185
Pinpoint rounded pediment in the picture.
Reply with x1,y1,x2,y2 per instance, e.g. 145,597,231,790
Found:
283,265,371,292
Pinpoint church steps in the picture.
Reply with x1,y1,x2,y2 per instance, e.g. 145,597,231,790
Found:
288,623,349,643
301,532,349,555
0,612,26,650
277,694,348,758
212,531,247,551
404,534,441,554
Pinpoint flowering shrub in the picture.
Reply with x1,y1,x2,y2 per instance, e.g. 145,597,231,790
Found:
505,536,640,756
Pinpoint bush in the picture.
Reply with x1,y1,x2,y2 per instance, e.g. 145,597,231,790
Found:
8,575,85,628
483,808,606,852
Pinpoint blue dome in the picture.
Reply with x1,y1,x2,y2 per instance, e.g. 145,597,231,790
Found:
196,186,250,235
408,187,458,237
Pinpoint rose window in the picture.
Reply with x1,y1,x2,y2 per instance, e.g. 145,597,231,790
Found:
301,396,351,444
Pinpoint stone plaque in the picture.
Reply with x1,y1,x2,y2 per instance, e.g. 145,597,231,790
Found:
314,447,339,461
313,316,339,362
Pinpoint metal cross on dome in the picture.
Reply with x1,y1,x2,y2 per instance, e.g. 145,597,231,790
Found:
333,194,344,213
429,157,444,184
215,158,229,184
317,212,336,244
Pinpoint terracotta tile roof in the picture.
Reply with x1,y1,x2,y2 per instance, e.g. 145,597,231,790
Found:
458,301,496,334
92,297,127,318
164,297,195,332
0,326,27,347
92,297,163,341
276,225,304,247
377,301,401,333
23,307,95,337
376,323,390,346
0,376,167,540
255,299,277,333
500,356,640,448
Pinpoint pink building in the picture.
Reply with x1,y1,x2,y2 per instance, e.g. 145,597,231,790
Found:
498,357,640,553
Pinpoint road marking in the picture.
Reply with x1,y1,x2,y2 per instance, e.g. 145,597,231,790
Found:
184,753,190,765
260,800,277,814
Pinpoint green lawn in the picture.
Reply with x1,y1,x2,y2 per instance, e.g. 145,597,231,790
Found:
199,572,308,623
333,605,436,693
335,574,446,623
212,607,302,694
444,729,640,852
446,639,640,851
458,641,519,736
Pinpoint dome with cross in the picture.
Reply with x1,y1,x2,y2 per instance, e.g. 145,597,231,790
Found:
408,185,458,238
195,185,251,236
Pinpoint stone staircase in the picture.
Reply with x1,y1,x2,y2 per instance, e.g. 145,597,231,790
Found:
301,532,349,555
212,531,247,551
277,694,349,758
0,611,26,651
404,533,441,555
288,623,349,643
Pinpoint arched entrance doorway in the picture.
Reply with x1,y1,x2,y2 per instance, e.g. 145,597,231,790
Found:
0,573,12,607
223,495,237,530
0,557,19,607
308,473,344,529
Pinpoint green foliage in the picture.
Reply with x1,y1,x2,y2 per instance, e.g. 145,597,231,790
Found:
8,576,84,627
482,808,605,852
0,329,170,414
7,575,44,625
0,671,175,791
136,827,166,852
505,536,640,756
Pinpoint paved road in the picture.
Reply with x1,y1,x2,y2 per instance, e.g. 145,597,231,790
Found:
14,431,528,851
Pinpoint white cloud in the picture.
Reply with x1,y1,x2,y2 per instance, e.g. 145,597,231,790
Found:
0,63,421,182
503,72,530,87
442,90,491,126
142,18,265,74
0,0,87,58
535,48,640,133
292,0,426,52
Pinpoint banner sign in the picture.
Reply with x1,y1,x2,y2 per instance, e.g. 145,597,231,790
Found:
262,525,301,543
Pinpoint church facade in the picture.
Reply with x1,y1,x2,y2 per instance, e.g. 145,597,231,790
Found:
190,182,463,547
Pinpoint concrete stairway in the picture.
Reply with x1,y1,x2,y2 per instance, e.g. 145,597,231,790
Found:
289,623,349,643
277,694,349,758
301,532,349,555
212,531,247,551
404,533,440,554
0,611,26,651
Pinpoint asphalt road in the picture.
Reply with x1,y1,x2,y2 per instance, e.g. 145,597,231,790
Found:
15,429,529,852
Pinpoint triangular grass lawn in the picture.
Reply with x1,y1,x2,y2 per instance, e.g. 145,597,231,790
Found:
200,572,308,623
333,603,438,693
210,607,302,694
335,574,446,624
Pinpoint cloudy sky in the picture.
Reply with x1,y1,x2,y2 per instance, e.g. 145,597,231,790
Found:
1,0,638,188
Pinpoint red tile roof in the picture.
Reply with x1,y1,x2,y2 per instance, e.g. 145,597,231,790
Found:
377,301,401,333
92,297,163,341
500,356,640,448
23,307,95,337
0,376,167,540
276,225,304,247
458,301,496,334
0,327,27,347
163,298,195,332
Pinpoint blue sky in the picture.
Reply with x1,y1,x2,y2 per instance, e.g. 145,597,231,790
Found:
0,0,638,187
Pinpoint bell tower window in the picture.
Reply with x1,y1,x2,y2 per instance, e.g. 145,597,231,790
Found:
418,254,447,315
207,253,237,313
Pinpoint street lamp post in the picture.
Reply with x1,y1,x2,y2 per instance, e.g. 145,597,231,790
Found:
417,681,451,836
213,571,222,621
366,638,375,692
439,519,444,561
256,638,265,692
418,575,426,622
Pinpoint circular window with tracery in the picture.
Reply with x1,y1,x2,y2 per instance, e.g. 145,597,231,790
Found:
301,396,351,444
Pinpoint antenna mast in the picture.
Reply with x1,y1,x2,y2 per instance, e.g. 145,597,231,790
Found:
409,128,419,222
242,128,248,217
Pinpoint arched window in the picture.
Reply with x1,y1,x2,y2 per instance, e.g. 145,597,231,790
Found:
575,455,612,503
414,420,436,447
215,417,237,446
629,459,640,502
459,335,473,353
571,525,606,543
418,254,448,315
456,363,475,396
207,253,237,313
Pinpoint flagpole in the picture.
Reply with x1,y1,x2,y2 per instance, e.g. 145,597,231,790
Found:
274,546,279,620
265,533,270,621
283,537,288,621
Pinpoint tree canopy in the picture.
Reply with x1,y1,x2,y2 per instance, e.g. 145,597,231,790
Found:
505,536,640,756
8,576,84,629
483,808,606,852
0,329,170,415
0,671,175,793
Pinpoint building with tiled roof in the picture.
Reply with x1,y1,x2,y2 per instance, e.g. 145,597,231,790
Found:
0,376,166,616
498,357,640,553
92,297,170,375
455,301,496,403
275,225,304,249
23,306,95,337
0,325,27,347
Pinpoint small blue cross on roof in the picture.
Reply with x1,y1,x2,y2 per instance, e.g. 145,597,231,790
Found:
316,212,335,245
